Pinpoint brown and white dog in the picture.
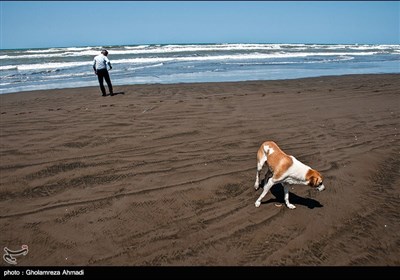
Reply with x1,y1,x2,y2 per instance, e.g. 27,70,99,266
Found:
254,141,325,209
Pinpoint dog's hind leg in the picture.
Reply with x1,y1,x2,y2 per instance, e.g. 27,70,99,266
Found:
263,168,272,183
283,184,296,209
255,177,275,207
254,151,267,190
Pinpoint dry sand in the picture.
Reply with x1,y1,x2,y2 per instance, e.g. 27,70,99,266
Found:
0,74,399,266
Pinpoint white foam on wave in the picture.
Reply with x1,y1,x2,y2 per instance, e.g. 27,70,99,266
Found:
24,48,63,53
42,72,91,80
0,50,100,59
127,63,164,71
23,46,93,53
124,45,150,49
16,61,91,71
0,65,18,70
112,51,378,65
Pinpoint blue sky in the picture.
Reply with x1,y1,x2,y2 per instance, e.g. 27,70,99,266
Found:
1,1,399,49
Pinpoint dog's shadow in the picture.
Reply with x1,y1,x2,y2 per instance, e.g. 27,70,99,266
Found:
259,179,323,209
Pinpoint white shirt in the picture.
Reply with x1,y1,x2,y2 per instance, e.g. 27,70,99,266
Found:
93,54,111,70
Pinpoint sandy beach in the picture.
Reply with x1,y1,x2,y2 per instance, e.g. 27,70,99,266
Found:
0,74,399,266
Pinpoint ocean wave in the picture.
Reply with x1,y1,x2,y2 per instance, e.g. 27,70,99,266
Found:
225,55,355,65
0,51,383,72
112,51,379,64
2,44,398,60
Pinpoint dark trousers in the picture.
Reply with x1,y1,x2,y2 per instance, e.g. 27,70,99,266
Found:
97,69,113,95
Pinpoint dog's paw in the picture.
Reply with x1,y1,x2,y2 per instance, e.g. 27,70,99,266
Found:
254,182,259,190
255,201,261,207
286,203,296,209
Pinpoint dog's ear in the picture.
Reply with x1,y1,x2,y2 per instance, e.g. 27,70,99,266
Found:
307,169,322,187
308,175,318,187
315,171,323,187
318,173,324,185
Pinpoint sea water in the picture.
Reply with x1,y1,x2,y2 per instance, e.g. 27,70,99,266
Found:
1,43,399,94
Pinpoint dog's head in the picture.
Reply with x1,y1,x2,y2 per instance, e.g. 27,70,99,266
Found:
306,169,325,191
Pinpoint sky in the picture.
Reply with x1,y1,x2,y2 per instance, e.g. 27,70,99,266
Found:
1,1,399,49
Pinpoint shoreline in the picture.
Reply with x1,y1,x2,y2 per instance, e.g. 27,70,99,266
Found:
1,72,399,96
1,73,399,265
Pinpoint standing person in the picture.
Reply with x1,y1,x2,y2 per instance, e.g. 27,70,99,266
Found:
93,49,113,96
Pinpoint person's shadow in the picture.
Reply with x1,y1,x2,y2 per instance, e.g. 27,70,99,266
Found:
259,179,323,209
109,92,125,96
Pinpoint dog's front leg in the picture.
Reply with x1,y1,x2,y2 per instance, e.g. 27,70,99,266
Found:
255,177,275,207
283,184,296,209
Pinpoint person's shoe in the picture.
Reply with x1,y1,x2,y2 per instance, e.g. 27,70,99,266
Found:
110,93,114,96
102,94,106,97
